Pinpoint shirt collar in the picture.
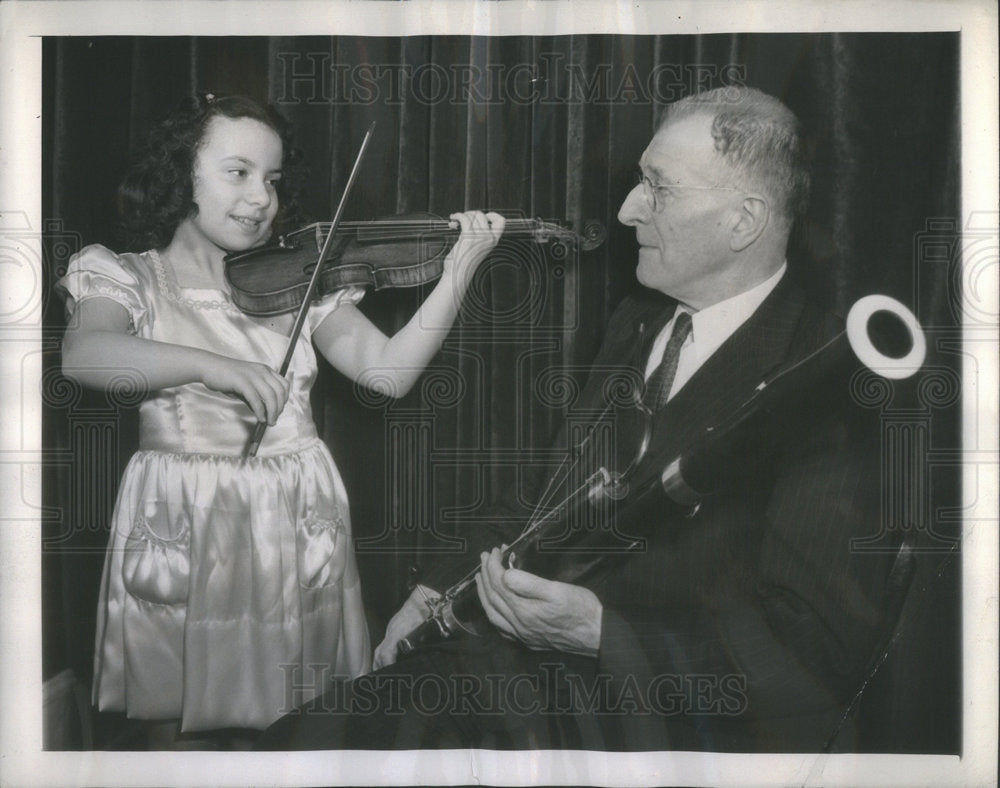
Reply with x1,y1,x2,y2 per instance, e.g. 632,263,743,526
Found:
686,262,787,365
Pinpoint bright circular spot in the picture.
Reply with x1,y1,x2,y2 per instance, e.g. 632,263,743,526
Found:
846,295,926,379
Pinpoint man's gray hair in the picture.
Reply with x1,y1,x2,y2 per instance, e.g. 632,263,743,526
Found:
662,87,810,225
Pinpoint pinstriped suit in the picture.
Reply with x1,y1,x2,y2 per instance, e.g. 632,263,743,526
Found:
578,274,895,750
431,272,893,750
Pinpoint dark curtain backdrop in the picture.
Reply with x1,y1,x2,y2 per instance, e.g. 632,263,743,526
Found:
41,33,961,752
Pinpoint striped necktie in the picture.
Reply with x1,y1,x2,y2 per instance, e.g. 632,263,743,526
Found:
642,310,693,410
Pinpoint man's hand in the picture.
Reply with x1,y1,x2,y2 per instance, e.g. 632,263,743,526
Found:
475,547,603,656
373,584,438,670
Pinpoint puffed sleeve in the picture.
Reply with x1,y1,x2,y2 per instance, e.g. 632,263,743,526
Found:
306,286,365,333
55,244,149,334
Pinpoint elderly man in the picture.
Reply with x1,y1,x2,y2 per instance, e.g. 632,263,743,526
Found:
259,87,897,752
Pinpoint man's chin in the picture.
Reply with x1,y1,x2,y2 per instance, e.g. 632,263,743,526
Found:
635,250,663,289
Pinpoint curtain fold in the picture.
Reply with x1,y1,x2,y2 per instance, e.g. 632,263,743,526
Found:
41,32,961,752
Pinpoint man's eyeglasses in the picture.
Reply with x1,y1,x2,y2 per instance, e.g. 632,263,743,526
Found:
633,170,741,212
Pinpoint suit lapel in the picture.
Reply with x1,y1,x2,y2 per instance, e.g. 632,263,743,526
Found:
646,274,809,462
622,290,677,370
581,291,676,476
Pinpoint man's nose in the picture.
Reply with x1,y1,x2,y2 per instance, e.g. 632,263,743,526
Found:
617,183,648,226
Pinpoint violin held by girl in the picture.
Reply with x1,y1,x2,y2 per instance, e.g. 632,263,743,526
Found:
56,93,505,747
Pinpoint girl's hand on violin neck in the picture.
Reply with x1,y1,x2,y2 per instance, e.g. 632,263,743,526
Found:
442,211,506,284
312,210,502,399
200,355,290,425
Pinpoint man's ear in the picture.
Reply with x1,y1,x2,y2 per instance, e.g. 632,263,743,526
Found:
729,195,769,251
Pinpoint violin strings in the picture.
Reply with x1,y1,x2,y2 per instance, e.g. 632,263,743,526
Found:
522,402,615,537
303,219,553,233
445,471,604,591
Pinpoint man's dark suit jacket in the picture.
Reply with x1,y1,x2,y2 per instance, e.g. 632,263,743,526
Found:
421,272,898,751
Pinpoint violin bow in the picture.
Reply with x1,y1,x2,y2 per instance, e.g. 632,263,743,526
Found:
244,121,376,458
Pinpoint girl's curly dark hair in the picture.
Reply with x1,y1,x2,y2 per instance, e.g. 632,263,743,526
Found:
116,94,305,251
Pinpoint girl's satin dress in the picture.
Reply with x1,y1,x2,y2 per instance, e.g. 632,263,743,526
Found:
58,245,372,731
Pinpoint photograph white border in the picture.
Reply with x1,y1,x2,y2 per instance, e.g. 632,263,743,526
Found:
1,1,996,786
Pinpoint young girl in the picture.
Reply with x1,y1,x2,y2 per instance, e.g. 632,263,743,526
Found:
57,94,504,744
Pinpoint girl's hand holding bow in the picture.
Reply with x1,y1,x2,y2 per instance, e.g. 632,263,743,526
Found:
200,355,290,425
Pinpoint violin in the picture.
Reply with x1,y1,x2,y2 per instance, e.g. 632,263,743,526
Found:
224,213,607,317
235,122,607,457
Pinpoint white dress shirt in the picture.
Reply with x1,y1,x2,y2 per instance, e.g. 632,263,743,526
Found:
643,263,787,401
